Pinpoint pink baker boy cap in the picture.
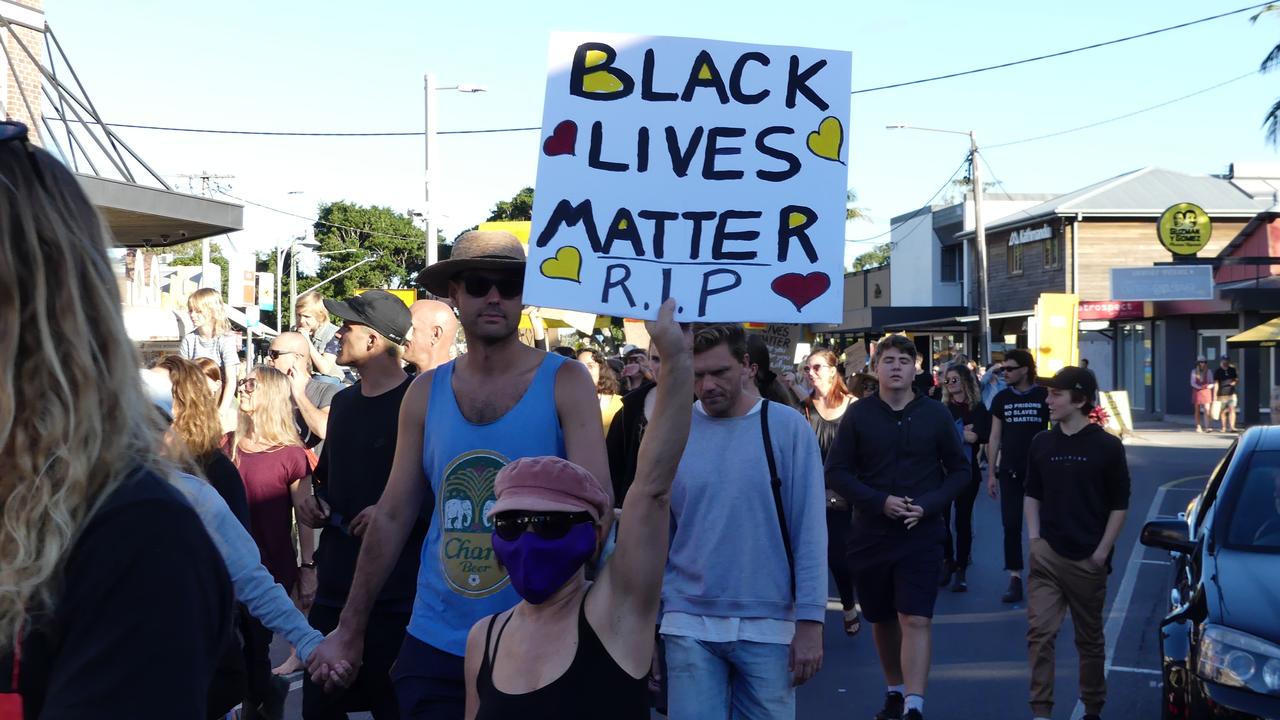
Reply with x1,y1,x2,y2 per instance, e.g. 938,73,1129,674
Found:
487,456,611,524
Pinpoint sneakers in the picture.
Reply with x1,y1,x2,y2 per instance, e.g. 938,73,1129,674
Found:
904,711,924,720
1002,575,1023,603
874,691,904,720
950,567,968,592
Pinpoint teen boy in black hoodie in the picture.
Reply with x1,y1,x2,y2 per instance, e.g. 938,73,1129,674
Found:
825,335,970,720
1024,367,1128,720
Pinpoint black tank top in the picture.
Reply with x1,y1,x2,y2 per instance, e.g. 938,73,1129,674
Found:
475,592,648,720
805,399,846,462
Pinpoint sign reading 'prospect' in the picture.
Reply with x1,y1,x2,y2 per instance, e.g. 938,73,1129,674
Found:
1111,265,1214,301
1157,202,1212,256
524,32,852,322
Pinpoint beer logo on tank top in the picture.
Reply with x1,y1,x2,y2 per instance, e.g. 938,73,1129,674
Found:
439,449,510,597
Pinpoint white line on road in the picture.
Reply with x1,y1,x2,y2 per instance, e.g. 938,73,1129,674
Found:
1139,559,1170,565
1070,474,1205,720
1108,666,1163,676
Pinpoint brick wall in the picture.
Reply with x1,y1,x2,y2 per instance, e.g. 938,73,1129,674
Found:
2,0,44,145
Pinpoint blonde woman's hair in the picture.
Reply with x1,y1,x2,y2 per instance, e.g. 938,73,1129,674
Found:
295,291,329,324
188,287,230,337
157,356,223,464
231,365,301,462
942,363,982,408
0,137,170,649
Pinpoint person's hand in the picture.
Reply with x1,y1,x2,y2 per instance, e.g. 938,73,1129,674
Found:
286,366,309,398
297,324,312,339
986,471,999,499
1089,549,1109,572
297,566,317,612
901,500,925,530
963,424,977,444
307,626,364,692
882,495,910,519
349,506,376,537
644,298,691,361
790,621,823,686
295,491,330,529
826,489,849,512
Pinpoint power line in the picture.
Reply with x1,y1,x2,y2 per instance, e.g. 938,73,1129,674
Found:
847,154,971,246
851,2,1269,94
987,70,1257,148
42,116,540,137
214,189,426,244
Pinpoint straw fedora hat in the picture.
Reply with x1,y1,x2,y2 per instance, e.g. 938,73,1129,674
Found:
416,230,526,297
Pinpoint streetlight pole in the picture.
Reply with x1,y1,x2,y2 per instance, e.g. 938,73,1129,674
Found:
887,124,992,363
424,74,487,268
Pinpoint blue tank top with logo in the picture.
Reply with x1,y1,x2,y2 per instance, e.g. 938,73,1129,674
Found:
409,352,568,655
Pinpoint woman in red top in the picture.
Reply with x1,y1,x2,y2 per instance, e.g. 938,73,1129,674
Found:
227,365,312,717
1190,357,1215,433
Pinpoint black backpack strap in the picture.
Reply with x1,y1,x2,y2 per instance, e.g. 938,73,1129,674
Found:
760,400,796,599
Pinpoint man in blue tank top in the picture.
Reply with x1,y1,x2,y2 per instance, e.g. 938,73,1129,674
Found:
306,231,611,720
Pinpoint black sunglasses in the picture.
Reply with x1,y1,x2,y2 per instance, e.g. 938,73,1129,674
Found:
236,378,257,393
267,349,301,360
493,511,593,541
459,273,523,300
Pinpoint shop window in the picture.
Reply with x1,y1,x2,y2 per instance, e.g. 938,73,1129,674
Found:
1043,234,1060,269
1007,243,1023,275
940,245,960,283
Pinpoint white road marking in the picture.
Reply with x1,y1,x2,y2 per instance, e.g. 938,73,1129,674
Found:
1108,666,1162,676
1139,559,1170,565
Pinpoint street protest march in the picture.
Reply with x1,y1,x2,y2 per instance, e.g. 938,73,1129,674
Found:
524,32,852,323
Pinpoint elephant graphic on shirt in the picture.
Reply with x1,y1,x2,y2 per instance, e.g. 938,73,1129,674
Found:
444,497,473,530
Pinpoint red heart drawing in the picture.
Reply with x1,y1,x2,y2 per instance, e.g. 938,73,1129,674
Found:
543,120,577,157
771,272,830,312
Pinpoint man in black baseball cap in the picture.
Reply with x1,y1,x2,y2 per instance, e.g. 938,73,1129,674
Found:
1022,365,1128,720
323,290,412,349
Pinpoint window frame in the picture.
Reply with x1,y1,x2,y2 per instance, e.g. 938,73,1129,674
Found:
1007,242,1024,275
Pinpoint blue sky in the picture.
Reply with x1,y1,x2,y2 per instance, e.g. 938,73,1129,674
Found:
44,0,1280,266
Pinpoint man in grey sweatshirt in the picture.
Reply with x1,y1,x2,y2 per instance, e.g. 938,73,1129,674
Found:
661,324,828,720
825,334,970,720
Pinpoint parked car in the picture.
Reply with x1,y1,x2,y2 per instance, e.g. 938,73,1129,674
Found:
1142,426,1280,719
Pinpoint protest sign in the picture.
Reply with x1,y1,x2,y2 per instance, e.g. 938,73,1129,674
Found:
525,32,851,322
746,323,801,371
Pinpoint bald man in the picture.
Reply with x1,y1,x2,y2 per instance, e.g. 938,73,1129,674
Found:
404,299,459,373
269,331,342,450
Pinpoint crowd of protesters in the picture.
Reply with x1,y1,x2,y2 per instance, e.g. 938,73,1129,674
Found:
1,124,1130,720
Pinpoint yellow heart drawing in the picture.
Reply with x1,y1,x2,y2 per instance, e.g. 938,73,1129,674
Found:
806,116,844,163
540,246,582,283
788,211,809,229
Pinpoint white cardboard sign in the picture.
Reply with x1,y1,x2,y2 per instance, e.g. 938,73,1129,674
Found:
525,32,851,322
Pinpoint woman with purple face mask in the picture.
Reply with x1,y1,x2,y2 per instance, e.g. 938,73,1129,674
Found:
462,299,693,720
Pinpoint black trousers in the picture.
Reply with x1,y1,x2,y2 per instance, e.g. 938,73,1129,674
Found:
943,463,983,569
826,507,856,610
241,612,287,720
999,469,1026,571
303,604,409,719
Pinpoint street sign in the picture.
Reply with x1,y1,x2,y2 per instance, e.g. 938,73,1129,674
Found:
1111,265,1214,301
1157,202,1212,256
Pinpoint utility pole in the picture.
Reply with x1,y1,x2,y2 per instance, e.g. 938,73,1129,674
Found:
423,73,438,269
970,134,992,365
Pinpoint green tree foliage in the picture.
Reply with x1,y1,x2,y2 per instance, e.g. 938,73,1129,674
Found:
169,240,230,299
1255,5,1280,144
305,202,426,299
846,189,868,221
851,242,891,272
487,186,535,221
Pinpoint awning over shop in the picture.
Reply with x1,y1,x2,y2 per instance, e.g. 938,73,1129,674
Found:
78,173,243,248
1227,316,1280,347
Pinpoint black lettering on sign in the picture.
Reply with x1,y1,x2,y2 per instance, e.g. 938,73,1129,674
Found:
660,267,673,301
682,211,717,260
636,127,650,173
777,205,819,263
570,43,635,101
665,126,704,178
785,55,829,111
641,48,678,102
638,210,678,259
755,127,800,183
712,210,762,261
534,199,602,254
680,50,730,104
699,269,742,317
601,208,645,257
588,121,628,172
702,127,746,181
729,52,770,104
602,264,637,308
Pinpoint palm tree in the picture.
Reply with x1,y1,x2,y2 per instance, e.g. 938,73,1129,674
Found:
846,190,869,221
1254,5,1280,144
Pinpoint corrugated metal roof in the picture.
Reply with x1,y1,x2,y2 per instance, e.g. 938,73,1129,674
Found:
975,167,1275,234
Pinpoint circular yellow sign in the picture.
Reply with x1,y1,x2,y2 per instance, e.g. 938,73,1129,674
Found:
1158,203,1212,256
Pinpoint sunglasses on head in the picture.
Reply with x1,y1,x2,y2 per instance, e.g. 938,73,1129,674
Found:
493,511,594,541
236,378,257,394
459,273,523,300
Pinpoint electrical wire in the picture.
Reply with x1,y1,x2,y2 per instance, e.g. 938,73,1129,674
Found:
846,154,971,246
987,70,1257,148
214,189,426,243
851,2,1269,94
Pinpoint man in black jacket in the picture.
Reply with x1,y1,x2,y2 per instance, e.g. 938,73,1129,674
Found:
826,335,970,720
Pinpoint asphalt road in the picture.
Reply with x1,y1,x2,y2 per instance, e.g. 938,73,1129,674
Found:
273,423,1235,720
